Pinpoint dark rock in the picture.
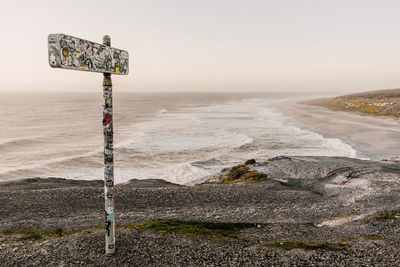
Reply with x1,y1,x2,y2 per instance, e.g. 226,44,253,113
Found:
121,179,181,188
245,159,256,165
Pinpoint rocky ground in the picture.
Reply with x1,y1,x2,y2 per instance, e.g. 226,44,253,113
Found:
1,156,400,266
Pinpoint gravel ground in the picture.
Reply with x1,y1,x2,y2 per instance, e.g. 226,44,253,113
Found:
1,156,400,266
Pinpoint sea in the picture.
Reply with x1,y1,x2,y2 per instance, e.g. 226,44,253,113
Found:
0,92,358,185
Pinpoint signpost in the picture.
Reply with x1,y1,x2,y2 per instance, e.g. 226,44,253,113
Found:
48,33,129,255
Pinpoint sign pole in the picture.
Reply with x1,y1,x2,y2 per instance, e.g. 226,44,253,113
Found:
48,32,129,255
102,35,115,255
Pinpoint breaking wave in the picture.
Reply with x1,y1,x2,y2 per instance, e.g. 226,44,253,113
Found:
1,95,360,185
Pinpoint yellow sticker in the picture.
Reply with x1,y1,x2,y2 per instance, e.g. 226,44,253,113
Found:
116,68,119,73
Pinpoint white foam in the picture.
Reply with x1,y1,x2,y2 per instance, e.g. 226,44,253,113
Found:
114,98,361,184
122,132,253,152
166,163,212,185
157,109,168,114
114,132,145,149
316,214,368,227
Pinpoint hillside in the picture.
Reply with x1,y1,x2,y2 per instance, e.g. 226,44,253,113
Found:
307,88,400,117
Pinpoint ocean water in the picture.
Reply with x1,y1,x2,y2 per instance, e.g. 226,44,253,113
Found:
0,92,357,185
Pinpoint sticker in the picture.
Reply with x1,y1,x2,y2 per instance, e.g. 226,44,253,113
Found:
48,33,129,74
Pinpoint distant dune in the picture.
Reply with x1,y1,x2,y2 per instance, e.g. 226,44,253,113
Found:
305,88,400,118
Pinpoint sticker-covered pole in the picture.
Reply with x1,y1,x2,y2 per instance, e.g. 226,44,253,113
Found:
102,35,115,255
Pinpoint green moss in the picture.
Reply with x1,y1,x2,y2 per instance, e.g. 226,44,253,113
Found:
239,170,268,182
376,211,396,221
19,230,43,240
90,225,105,231
230,165,249,179
138,220,259,240
0,229,14,236
0,227,69,240
219,164,268,183
265,241,347,251
343,236,359,242
328,95,400,118
52,227,66,237
363,235,382,240
18,227,68,240
0,225,114,242
117,223,137,229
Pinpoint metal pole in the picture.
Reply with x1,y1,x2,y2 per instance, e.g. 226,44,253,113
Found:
102,35,115,255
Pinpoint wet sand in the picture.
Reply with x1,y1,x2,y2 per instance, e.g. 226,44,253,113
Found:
273,99,400,160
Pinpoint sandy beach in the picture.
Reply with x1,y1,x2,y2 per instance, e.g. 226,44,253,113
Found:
273,99,400,160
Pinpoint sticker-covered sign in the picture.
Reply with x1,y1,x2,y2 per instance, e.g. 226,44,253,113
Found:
48,33,129,75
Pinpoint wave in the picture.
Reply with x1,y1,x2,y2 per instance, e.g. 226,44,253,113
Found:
0,149,102,179
114,132,146,149
272,119,359,158
157,109,168,114
0,136,44,151
164,162,212,185
0,131,148,180
320,137,358,158
1,96,363,186
120,130,254,152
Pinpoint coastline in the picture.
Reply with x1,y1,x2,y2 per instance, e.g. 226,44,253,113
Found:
2,93,400,265
271,97,400,160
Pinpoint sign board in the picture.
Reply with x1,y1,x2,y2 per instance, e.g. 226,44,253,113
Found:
48,33,129,75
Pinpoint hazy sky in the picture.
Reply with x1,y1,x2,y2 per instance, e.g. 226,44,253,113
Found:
1,0,400,93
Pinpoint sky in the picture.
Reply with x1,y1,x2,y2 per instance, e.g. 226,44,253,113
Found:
1,0,400,93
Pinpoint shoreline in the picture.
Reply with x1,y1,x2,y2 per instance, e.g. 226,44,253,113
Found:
3,93,400,265
271,97,400,161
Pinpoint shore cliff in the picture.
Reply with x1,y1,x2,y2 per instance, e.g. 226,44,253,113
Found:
1,156,400,266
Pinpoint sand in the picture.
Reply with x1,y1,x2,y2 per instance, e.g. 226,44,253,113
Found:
272,98,400,160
